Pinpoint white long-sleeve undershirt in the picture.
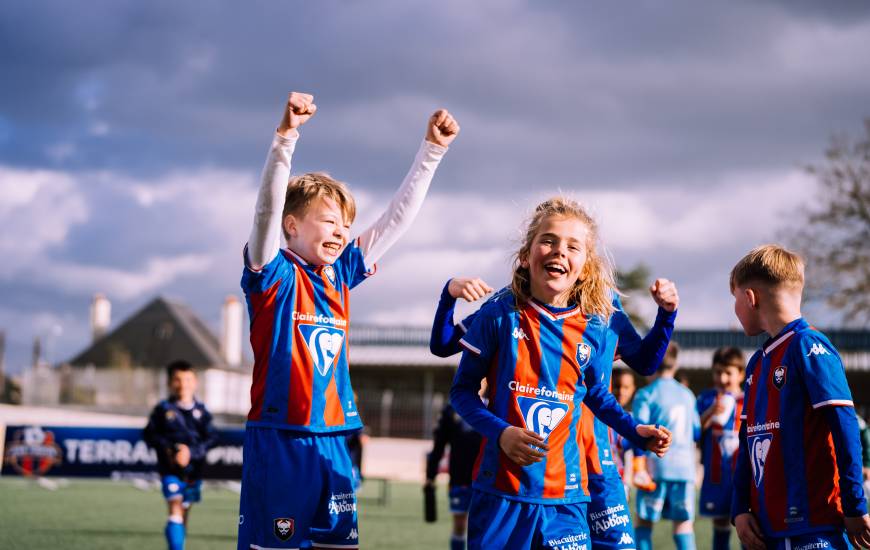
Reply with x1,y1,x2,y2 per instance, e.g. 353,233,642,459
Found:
246,131,447,271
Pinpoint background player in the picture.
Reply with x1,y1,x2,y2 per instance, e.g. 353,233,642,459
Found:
143,360,218,550
729,245,870,550
632,342,701,550
237,91,458,549
450,196,672,549
696,346,745,550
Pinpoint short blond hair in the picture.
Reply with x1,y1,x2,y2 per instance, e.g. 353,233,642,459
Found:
511,196,617,319
729,244,805,291
282,172,356,240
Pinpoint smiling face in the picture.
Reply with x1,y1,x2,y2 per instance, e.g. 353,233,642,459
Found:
169,369,197,404
284,196,351,265
522,214,589,307
713,362,745,394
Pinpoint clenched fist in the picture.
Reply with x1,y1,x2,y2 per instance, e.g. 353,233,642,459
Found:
426,109,460,147
278,92,317,136
649,278,679,313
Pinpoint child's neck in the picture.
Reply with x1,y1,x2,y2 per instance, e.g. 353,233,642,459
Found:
530,287,572,308
760,301,802,338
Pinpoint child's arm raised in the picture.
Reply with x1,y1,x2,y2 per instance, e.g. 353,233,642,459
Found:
430,277,492,357
611,279,678,376
355,110,459,269
246,92,316,271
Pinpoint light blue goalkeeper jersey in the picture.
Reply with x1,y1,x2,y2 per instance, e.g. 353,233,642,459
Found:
632,376,700,482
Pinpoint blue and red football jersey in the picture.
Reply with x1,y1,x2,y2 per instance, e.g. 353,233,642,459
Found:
735,318,866,538
697,389,743,515
241,240,373,432
451,294,642,504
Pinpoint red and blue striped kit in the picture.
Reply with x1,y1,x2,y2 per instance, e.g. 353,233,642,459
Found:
456,294,627,504
241,241,373,433
740,318,855,537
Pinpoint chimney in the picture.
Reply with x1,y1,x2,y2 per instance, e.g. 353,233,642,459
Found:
221,295,243,368
90,293,111,342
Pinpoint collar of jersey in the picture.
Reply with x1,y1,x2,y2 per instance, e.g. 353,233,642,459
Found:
528,298,581,321
284,247,336,271
762,317,807,356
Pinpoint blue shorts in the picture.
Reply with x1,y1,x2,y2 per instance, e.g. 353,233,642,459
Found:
162,475,202,507
636,480,694,522
467,490,590,550
237,428,358,549
699,479,731,518
449,485,472,514
587,475,635,549
767,529,849,550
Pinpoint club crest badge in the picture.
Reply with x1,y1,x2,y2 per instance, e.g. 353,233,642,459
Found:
323,265,336,286
297,324,345,376
273,517,295,541
576,343,592,368
516,396,569,441
748,433,773,488
3,426,63,476
773,365,786,390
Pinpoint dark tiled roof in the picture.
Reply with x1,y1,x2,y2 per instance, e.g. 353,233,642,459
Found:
68,296,232,370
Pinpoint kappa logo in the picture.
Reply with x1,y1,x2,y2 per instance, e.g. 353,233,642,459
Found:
273,517,295,541
748,433,773,488
516,396,569,441
323,265,336,286
619,532,634,545
512,326,529,340
297,324,345,376
773,365,786,390
347,528,359,540
745,374,753,387
806,342,830,357
576,343,592,368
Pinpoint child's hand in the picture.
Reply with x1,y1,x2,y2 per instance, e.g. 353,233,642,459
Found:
649,278,679,312
637,424,671,457
426,109,460,147
448,277,493,302
844,514,870,549
174,444,191,468
278,92,317,136
734,512,766,550
631,455,657,492
498,426,548,466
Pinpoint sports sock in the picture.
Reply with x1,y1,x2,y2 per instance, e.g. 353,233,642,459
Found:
713,527,731,550
450,534,465,550
674,531,696,550
636,525,652,550
165,514,185,550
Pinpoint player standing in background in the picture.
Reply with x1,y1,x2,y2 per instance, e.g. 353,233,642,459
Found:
450,197,672,549
237,91,458,549
431,274,678,549
632,342,701,550
144,360,218,550
729,245,870,550
696,346,745,550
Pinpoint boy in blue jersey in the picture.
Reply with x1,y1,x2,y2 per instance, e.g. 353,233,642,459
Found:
144,360,218,550
729,245,870,550
432,271,678,550
696,346,745,550
632,343,701,550
450,197,672,549
237,92,458,549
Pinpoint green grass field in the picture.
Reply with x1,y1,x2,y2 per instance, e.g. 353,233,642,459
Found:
0,477,733,548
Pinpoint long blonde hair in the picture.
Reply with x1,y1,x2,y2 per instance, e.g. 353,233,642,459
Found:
510,196,616,320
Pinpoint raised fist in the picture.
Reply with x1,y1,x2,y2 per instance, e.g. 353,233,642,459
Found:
426,109,460,147
278,92,317,136
649,278,679,313
448,277,493,302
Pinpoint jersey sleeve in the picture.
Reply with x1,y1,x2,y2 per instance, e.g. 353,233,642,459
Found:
795,333,854,409
241,246,294,294
632,387,652,426
334,239,375,290
429,281,463,357
612,295,676,376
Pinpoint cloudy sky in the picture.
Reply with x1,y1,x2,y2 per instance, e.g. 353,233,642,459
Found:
2,1,869,372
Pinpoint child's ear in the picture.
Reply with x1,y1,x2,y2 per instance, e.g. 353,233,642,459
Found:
283,214,298,239
745,288,758,309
